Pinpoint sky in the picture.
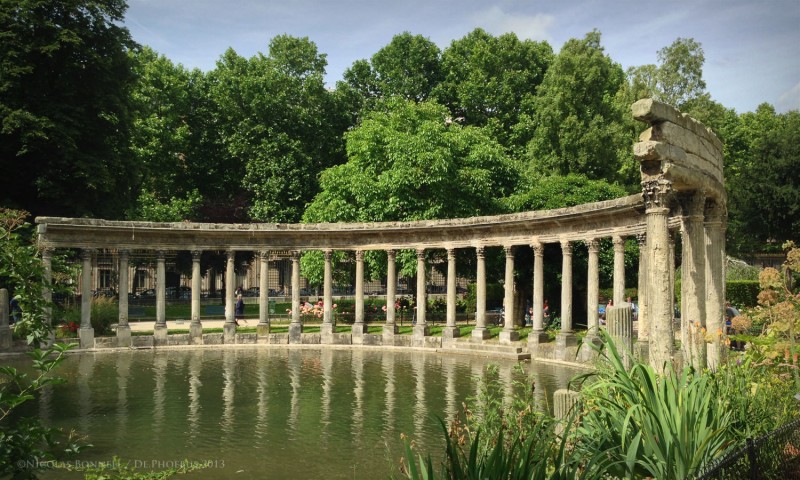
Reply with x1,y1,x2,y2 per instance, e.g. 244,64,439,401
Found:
124,0,800,114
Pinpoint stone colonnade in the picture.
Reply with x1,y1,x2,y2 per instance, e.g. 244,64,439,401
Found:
35,99,727,371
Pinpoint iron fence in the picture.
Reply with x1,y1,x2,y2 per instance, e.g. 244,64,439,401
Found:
693,419,800,479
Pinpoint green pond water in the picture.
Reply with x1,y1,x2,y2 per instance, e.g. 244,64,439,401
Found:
13,347,582,479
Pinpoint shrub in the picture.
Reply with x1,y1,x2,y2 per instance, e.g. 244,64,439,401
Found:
726,280,760,307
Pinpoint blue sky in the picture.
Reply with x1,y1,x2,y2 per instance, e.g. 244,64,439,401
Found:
124,0,800,114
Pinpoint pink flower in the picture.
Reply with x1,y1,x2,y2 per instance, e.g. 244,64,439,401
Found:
382,305,387,312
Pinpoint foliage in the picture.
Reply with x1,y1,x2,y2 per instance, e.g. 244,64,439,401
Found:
726,280,760,308
62,297,118,336
0,0,138,218
65,455,206,479
503,173,627,212
127,189,203,223
726,257,761,281
626,38,707,108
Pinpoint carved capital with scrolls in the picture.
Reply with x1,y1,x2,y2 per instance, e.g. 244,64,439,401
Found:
641,178,674,212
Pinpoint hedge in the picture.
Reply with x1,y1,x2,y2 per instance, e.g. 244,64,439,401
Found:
726,280,760,308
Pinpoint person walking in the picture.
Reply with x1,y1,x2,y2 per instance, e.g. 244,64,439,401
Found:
235,294,245,326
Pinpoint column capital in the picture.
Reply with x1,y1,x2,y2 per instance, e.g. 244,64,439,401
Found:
81,248,95,260
191,250,202,260
118,249,129,259
355,250,364,261
475,245,485,258
679,190,706,219
641,178,674,211
386,249,396,261
446,247,456,260
612,235,625,249
324,249,332,261
156,250,167,261
504,245,515,257
259,250,270,261
636,232,647,247
587,238,600,253
416,248,425,259
704,200,726,224
560,239,572,255
41,247,54,259
531,240,544,256
290,250,300,260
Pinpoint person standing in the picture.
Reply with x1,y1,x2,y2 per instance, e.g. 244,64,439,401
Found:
235,294,245,326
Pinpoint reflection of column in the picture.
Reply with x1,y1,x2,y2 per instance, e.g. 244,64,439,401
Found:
321,250,334,340
42,248,53,345
681,191,707,370
153,353,167,436
221,350,235,439
321,348,333,438
529,240,548,346
586,239,600,335
532,370,547,415
384,250,398,339
613,236,626,305
636,234,649,341
443,248,460,339
288,350,301,432
190,250,203,344
353,250,366,335
472,246,490,340
443,356,457,423
411,354,426,435
289,252,302,342
382,352,396,440
500,246,519,343
258,251,270,337
705,202,726,369
255,349,269,444
500,362,514,411
352,350,364,446
116,352,132,444
79,249,94,349
188,350,202,438
78,354,92,434
413,248,429,342
116,250,131,347
643,179,675,372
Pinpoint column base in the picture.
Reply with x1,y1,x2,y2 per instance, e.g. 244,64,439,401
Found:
412,324,429,347
223,322,237,344
382,326,398,346
471,327,491,340
153,325,168,346
256,323,270,338
0,326,11,350
288,323,303,344
116,325,132,348
578,333,602,362
384,323,399,334
79,326,95,349
442,326,461,340
190,322,203,345
321,323,335,344
556,332,577,361
351,322,367,335
499,329,519,344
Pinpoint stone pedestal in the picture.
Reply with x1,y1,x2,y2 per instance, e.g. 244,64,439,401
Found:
320,322,335,344
527,330,550,358
499,330,519,344
471,327,491,340
578,333,601,362
153,325,167,346
607,304,634,369
116,325,132,348
79,326,95,349
382,328,397,346
442,326,461,340
553,389,581,436
351,322,367,335
288,323,303,344
256,323,270,339
223,323,237,344
190,322,203,345
555,332,577,361
412,324,429,346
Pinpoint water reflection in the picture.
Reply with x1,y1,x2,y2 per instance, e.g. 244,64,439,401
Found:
27,348,584,480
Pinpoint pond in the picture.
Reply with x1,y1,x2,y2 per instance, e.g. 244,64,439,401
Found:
14,347,583,479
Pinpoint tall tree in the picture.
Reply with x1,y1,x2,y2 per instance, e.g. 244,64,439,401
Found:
433,28,553,151
626,37,706,109
0,0,138,218
523,31,630,182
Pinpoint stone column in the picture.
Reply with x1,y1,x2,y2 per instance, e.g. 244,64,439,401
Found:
613,235,626,305
223,249,236,344
635,233,650,363
79,249,95,349
190,250,203,344
353,250,366,336
681,191,708,370
529,240,548,346
643,179,675,372
413,248,429,343
607,305,634,369
117,250,131,347
472,246,490,340
289,251,302,342
41,248,54,346
499,246,519,344
153,250,168,345
0,289,11,349
705,201,726,369
383,250,398,341
556,240,576,358
553,389,581,436
586,239,600,335
443,248,460,340
321,249,334,342
257,250,270,338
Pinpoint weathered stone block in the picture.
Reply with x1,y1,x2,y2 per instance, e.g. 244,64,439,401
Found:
362,334,382,346
267,333,288,344
203,333,224,345
132,335,154,348
168,334,190,346
236,333,258,344
116,325,132,348
301,333,320,344
79,326,95,349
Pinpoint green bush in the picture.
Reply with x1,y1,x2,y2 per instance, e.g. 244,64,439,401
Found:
465,283,504,313
60,297,119,336
726,280,760,307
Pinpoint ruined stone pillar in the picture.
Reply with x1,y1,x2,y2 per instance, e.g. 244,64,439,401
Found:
42,248,53,341
529,240,548,345
80,249,94,348
636,233,649,339
223,249,236,344
607,304,634,369
384,250,398,340
705,202,726,369
0,289,11,349
500,246,519,344
321,249,334,340
613,235,626,305
643,179,675,372
680,191,707,370
117,250,131,347
472,246,490,340
257,250,270,338
556,240,576,358
353,250,367,336
586,239,600,336
443,248,460,340
413,248,429,342
289,251,302,342
553,389,581,436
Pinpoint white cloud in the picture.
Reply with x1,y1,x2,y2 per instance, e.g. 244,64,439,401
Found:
470,6,554,42
777,82,800,113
